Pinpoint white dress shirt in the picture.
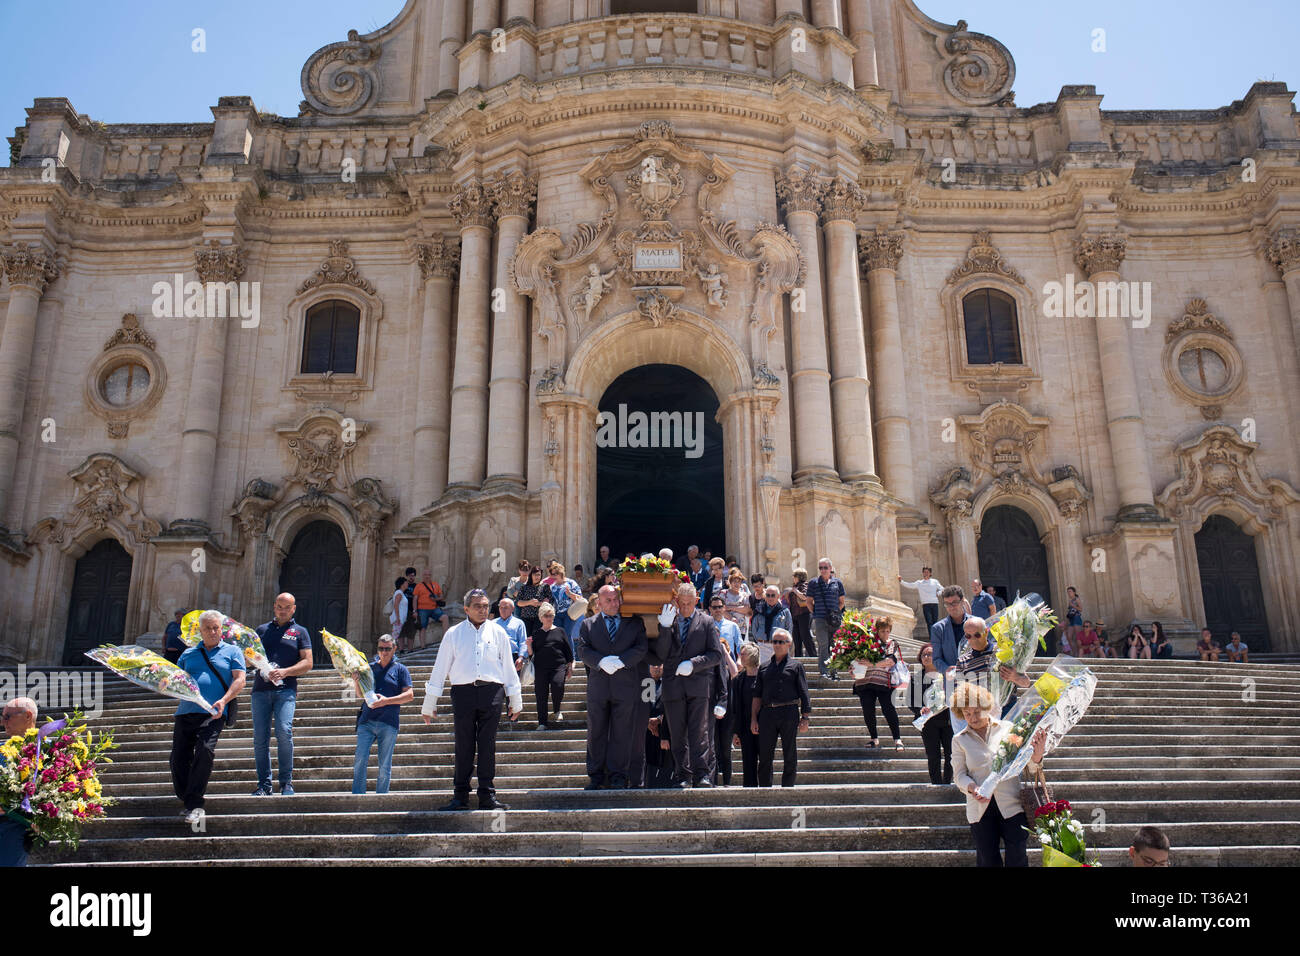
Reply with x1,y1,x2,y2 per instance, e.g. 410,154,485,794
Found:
900,576,944,604
422,618,523,715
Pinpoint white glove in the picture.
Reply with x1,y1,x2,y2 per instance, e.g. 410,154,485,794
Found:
676,660,694,677
599,655,623,675
713,704,727,719
657,603,676,627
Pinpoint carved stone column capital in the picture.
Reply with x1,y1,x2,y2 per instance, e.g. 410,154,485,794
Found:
2,243,60,293
449,178,495,228
1265,227,1300,277
776,167,826,217
414,234,461,281
488,170,538,219
1074,232,1127,277
858,226,905,272
820,177,866,224
194,239,246,283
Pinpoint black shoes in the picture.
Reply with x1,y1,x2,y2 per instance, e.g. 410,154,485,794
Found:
478,797,509,811
607,774,629,790
584,777,606,790
439,797,470,811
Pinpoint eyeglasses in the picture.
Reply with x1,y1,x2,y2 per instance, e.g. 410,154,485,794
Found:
1136,852,1170,867
772,639,791,644
378,645,394,652
921,651,933,657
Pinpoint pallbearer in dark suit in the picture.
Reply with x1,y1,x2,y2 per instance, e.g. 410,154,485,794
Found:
652,582,724,788
578,585,648,789
751,628,811,787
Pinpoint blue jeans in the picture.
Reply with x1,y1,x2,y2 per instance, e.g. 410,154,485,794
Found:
251,686,297,790
418,608,443,629
563,613,583,658
353,720,399,794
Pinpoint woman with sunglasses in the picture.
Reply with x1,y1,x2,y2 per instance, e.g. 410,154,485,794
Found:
528,603,573,729
909,643,952,784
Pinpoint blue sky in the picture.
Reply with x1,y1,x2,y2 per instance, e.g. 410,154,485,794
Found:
1,0,1296,138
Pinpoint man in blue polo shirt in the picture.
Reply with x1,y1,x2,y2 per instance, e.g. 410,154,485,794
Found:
970,578,996,620
252,593,313,796
352,634,414,794
171,610,246,825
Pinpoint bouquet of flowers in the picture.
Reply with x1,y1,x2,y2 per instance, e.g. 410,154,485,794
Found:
615,555,689,582
985,592,1058,706
84,645,218,715
975,655,1097,799
1026,800,1099,867
1,710,115,853
911,673,949,731
320,629,378,707
179,609,282,686
826,608,885,675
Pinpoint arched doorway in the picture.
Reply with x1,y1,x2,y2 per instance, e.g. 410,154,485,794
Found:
278,520,350,664
596,364,724,562
977,504,1051,615
64,539,132,665
1196,514,1270,649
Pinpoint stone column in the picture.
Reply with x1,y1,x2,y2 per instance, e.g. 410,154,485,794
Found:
437,0,467,95
1266,228,1300,367
471,0,498,35
844,0,879,87
859,226,913,503
810,0,843,32
170,240,244,532
485,171,537,489
775,167,836,481
1075,233,1157,517
413,235,460,507
820,179,876,483
943,501,978,592
0,243,58,529
774,0,803,19
503,0,533,23
447,179,495,489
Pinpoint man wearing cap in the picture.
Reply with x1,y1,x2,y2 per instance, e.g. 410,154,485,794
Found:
352,634,413,794
422,588,522,811
652,582,724,788
899,568,944,630
578,584,648,789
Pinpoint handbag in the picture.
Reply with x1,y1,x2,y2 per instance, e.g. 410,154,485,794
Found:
521,658,535,685
199,644,238,728
1020,765,1053,818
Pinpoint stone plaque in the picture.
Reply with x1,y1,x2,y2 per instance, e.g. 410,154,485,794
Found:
633,243,683,272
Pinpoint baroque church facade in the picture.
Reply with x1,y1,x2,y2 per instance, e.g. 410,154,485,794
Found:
2,0,1299,664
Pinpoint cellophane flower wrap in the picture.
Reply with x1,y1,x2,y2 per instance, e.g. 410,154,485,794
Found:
616,555,688,582
180,609,282,686
1026,800,1099,867
826,609,884,672
975,655,1097,799
85,644,217,715
320,629,378,707
1,710,116,853
912,672,949,731
985,593,1059,706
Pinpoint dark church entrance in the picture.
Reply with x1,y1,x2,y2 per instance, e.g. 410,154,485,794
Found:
977,505,1052,647
278,520,350,665
596,364,725,565
63,539,132,665
1196,514,1270,650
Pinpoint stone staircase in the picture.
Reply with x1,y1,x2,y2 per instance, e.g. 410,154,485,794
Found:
26,654,1300,866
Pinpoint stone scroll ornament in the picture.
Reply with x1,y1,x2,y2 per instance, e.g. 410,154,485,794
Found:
941,20,1016,107
300,29,381,116
975,656,1097,799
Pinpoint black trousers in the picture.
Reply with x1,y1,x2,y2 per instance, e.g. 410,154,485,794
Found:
586,684,637,784
922,603,940,629
450,682,504,800
855,684,901,741
791,614,817,657
663,694,711,781
971,798,1029,867
921,710,953,784
736,727,759,787
628,691,653,787
713,716,732,785
534,667,566,722
170,713,225,811
757,706,800,787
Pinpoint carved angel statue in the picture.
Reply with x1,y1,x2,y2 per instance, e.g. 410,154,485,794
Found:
695,263,728,308
571,263,617,323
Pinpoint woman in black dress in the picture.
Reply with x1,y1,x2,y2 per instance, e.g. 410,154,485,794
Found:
728,642,762,786
909,642,953,784
529,603,573,729
515,565,548,640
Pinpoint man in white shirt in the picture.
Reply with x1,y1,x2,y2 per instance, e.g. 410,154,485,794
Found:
899,567,944,629
422,588,523,811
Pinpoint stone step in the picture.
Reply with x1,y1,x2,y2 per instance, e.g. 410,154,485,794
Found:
43,820,1298,864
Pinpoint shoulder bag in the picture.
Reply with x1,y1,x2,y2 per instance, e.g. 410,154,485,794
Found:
199,644,238,728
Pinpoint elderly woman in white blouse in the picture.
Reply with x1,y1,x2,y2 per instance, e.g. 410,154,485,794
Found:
950,681,1047,868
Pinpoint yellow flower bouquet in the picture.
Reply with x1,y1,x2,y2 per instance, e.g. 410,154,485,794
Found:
180,609,282,686
321,629,378,707
85,644,218,715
